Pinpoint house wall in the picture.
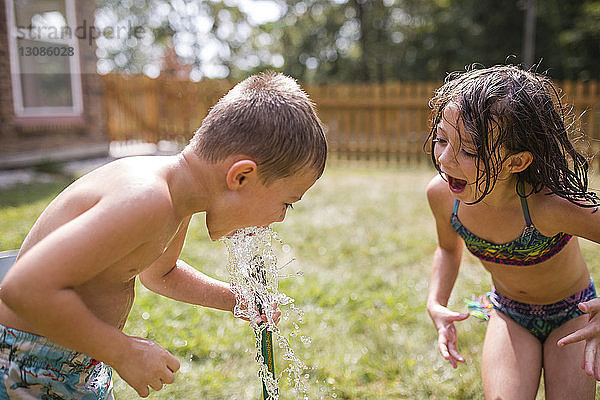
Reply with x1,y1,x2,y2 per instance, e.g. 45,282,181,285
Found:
0,0,108,168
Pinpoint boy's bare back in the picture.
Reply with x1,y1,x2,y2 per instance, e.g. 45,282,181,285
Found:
0,155,189,333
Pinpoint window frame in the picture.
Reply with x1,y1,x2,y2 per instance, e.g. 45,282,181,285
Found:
5,0,84,118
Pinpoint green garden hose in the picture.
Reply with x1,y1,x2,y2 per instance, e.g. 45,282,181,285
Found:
252,256,276,399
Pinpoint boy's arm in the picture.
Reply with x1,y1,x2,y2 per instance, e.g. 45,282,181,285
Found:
138,217,236,313
0,194,179,397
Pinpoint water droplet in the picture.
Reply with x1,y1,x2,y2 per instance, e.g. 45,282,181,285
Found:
141,312,150,320
220,227,309,399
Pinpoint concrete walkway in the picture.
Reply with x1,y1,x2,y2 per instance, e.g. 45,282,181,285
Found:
0,141,182,189
0,157,110,188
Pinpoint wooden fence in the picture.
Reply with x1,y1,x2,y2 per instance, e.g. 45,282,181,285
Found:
103,75,600,167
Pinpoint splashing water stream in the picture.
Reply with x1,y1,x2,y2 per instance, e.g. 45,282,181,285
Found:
222,227,310,399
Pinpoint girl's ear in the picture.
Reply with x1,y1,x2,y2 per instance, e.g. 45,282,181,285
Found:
226,159,258,190
507,151,533,173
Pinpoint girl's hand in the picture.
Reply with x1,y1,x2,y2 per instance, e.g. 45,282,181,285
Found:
557,298,600,380
428,303,470,368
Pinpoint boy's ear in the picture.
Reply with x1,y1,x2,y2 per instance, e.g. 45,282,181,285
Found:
226,159,258,190
507,151,533,173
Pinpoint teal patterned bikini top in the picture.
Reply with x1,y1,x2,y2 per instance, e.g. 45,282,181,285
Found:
450,196,572,266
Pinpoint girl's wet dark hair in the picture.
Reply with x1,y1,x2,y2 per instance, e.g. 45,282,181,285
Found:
426,64,599,207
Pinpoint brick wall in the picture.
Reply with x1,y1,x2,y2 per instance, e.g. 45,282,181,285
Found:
0,0,108,166
0,0,16,150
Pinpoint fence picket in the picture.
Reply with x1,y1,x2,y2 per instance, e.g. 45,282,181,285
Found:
103,75,600,168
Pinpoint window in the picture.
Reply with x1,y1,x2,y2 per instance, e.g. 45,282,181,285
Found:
5,0,83,117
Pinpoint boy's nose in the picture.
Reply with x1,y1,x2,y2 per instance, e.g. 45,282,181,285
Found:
274,213,285,223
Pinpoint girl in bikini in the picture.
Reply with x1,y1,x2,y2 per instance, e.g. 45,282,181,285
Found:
425,65,600,399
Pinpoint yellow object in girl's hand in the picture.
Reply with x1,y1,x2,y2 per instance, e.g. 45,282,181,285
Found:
464,294,493,321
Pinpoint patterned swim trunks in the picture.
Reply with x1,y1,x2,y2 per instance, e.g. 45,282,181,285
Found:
0,325,113,399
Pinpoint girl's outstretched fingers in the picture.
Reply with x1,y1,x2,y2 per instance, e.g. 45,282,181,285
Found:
578,297,600,314
557,298,600,381
438,339,465,369
583,339,597,377
438,341,456,368
595,344,600,380
437,312,469,368
448,342,466,365
557,299,600,347
582,337,600,380
557,325,595,347
594,341,600,380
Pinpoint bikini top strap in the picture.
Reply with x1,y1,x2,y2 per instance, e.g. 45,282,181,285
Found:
520,196,533,226
518,181,533,226
452,199,460,215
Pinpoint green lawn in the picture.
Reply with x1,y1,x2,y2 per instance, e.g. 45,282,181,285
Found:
1,166,600,399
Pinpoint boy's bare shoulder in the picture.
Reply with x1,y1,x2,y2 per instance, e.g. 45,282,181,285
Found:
89,157,169,192
109,157,174,200
71,158,177,233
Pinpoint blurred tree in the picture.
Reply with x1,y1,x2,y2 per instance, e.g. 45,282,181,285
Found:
257,0,599,82
536,0,600,80
95,0,283,80
257,0,414,83
95,0,599,82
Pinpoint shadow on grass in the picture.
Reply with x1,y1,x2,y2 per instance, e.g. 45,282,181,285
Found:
0,179,73,208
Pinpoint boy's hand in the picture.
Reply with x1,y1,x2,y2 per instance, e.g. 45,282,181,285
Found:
113,336,180,398
234,298,282,325
557,298,600,380
428,303,469,368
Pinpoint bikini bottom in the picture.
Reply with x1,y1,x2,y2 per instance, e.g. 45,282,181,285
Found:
489,279,596,343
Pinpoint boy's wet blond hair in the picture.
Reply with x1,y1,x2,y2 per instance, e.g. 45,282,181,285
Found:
189,71,327,183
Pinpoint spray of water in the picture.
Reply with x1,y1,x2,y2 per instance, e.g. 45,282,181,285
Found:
222,227,310,399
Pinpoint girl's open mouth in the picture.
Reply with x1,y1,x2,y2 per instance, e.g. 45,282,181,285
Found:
448,175,467,193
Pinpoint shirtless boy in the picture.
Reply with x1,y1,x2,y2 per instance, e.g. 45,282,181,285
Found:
0,72,327,399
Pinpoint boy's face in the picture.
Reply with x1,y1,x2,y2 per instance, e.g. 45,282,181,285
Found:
206,167,319,240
